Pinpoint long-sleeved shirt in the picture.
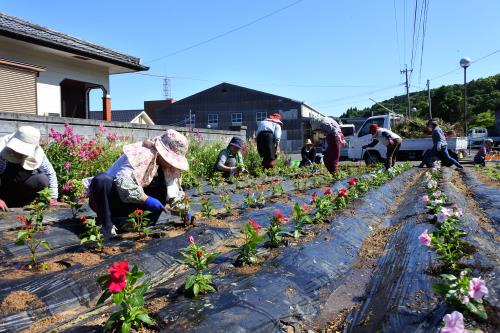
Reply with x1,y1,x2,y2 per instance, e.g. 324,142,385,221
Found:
431,126,447,150
106,154,184,205
214,148,243,171
0,156,59,199
301,146,316,162
367,128,401,147
256,120,282,144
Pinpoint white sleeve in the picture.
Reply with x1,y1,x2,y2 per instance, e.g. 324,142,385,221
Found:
274,124,282,143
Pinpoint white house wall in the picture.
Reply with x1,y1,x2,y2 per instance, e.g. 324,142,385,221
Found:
0,37,109,116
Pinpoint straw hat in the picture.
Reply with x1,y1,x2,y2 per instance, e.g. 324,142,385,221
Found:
154,129,189,171
1,126,44,170
305,139,313,145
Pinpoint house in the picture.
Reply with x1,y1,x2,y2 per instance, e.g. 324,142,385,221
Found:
145,82,326,152
0,12,148,121
89,109,154,125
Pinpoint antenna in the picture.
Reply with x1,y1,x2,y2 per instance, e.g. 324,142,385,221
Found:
163,75,171,99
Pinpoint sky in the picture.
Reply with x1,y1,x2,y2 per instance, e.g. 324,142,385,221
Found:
2,0,499,116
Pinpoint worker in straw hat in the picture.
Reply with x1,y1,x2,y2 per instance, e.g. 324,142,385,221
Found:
0,126,59,210
87,129,192,238
256,113,283,169
299,138,317,167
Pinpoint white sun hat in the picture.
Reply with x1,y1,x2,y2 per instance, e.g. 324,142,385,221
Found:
1,126,45,170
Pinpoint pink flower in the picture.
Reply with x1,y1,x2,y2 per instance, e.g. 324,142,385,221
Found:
64,161,71,171
274,210,289,224
468,277,488,300
107,261,129,293
62,182,74,193
436,212,448,223
421,195,429,204
418,229,432,246
460,296,469,304
106,132,118,142
301,204,312,212
323,188,332,195
441,207,453,217
440,311,465,333
433,190,442,199
98,123,107,134
348,178,357,186
311,192,318,203
248,218,261,231
188,236,195,244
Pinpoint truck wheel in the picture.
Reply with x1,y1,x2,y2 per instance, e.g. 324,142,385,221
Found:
364,151,380,166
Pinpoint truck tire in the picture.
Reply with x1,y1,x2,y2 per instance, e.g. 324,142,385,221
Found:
364,151,380,166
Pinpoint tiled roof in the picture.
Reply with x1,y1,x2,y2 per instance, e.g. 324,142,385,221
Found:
89,110,144,122
0,12,148,71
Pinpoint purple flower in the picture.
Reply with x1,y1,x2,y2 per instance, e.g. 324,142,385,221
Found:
468,277,488,300
433,190,442,198
64,161,71,171
421,195,429,204
436,212,448,223
418,229,432,247
440,311,465,333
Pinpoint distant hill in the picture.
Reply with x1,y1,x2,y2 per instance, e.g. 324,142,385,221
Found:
340,73,500,128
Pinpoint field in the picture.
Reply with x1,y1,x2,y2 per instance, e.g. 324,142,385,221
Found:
0,125,498,333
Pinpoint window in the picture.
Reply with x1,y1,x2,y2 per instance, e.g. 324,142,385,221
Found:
185,114,196,127
231,112,243,124
208,113,218,127
358,118,384,137
256,112,267,122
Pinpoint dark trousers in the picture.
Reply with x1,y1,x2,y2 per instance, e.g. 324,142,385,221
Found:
385,138,402,169
88,173,166,232
257,131,277,169
0,164,49,207
323,135,341,174
440,146,462,168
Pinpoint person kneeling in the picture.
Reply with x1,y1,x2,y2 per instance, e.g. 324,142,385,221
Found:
214,137,246,178
0,126,58,211
87,129,191,238
300,139,317,167
473,139,493,167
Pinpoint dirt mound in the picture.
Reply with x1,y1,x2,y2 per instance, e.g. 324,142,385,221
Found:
0,290,44,315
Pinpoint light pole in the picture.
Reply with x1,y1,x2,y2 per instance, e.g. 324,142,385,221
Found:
460,57,471,136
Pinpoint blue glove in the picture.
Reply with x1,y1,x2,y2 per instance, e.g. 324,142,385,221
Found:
144,196,164,211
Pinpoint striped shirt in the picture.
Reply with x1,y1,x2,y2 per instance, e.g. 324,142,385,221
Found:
0,156,59,199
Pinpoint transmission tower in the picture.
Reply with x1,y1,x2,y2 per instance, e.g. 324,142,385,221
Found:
163,75,171,99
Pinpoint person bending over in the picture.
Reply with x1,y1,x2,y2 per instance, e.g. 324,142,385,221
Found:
362,124,403,170
256,113,282,169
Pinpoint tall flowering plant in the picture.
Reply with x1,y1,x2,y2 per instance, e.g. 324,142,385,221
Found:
97,261,153,333
266,210,290,248
433,268,488,319
236,219,264,266
177,236,218,297
60,179,86,217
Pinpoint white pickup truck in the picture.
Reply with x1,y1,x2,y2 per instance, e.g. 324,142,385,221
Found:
348,114,468,165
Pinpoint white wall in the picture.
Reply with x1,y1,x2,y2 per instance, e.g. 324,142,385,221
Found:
0,37,110,116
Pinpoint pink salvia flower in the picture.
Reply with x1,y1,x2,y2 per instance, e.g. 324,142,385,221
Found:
64,161,71,171
421,195,429,204
188,236,195,244
440,311,465,333
418,229,432,247
468,277,488,300
323,188,332,195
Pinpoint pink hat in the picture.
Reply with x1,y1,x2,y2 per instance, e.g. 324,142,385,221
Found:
154,129,189,171
266,113,283,126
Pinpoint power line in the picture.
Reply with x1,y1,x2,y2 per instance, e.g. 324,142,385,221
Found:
144,0,305,64
312,83,404,106
393,0,402,68
134,72,393,88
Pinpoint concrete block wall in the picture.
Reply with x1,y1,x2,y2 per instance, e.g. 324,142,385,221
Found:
0,112,246,145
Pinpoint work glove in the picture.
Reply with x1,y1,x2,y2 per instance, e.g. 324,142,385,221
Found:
144,196,164,211
182,211,195,225
0,199,8,212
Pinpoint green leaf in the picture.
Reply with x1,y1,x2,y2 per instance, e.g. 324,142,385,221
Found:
440,274,457,281
121,320,131,333
40,240,51,251
80,238,88,244
129,293,144,307
89,235,97,241
112,292,124,305
193,283,200,296
466,302,488,319
185,275,196,289
205,253,219,264
96,290,112,305
136,311,154,325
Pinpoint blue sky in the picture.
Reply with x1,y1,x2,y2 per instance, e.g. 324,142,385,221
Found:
2,0,499,116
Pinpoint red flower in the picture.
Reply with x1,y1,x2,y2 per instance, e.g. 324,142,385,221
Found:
248,218,261,231
323,188,332,195
17,214,28,224
338,188,348,198
196,250,203,258
348,178,357,186
134,209,143,214
272,179,280,184
274,210,289,224
107,261,129,293
311,192,318,203
301,205,312,212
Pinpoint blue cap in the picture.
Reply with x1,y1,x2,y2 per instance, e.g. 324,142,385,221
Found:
229,136,245,149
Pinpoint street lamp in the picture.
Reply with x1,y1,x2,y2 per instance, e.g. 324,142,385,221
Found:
460,57,471,135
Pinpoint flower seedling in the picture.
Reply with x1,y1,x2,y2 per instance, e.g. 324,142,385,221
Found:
80,217,105,251
236,219,264,266
312,192,334,223
97,261,153,333
127,209,151,237
433,269,488,319
177,236,219,297
173,195,193,226
200,196,214,218
14,188,52,269
266,210,290,248
219,193,232,214
271,182,286,197
292,203,312,239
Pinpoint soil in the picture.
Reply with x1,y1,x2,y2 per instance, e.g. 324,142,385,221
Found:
145,296,170,313
0,290,44,315
202,217,234,229
212,236,246,254
101,246,122,256
21,311,75,333
320,308,351,333
233,264,261,275
354,224,401,269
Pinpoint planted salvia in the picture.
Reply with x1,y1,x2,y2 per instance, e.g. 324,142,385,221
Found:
292,203,312,239
60,179,86,218
177,236,219,297
200,195,214,218
236,218,264,266
173,195,193,226
265,210,290,248
126,209,151,237
219,193,232,214
80,216,105,251
97,261,154,333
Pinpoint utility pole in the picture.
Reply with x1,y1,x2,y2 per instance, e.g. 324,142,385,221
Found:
426,79,432,120
400,64,413,119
